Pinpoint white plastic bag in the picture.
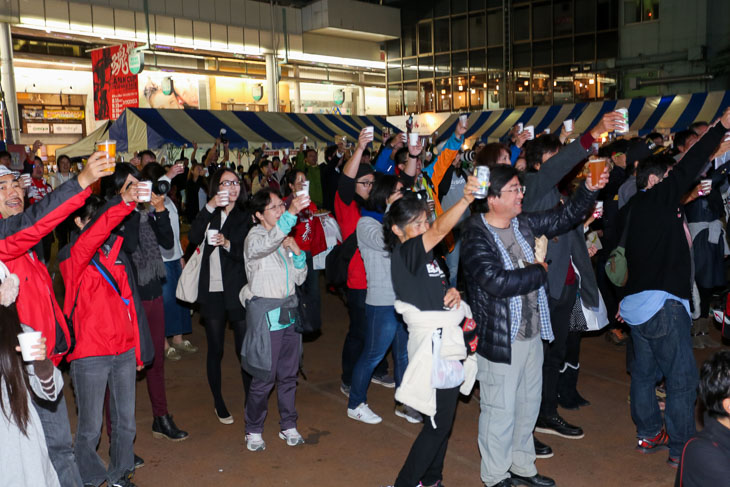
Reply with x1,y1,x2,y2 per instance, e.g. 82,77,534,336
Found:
431,330,464,389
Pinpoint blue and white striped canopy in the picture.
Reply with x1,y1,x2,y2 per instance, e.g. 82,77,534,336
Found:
103,108,398,154
433,91,730,144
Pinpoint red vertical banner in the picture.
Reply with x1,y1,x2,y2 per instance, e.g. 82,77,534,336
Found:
92,44,139,121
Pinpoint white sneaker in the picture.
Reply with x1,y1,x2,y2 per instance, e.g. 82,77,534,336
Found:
395,404,423,424
278,428,305,446
245,432,266,451
347,403,382,424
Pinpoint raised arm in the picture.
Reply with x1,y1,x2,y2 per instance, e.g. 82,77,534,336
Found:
421,175,479,253
343,128,373,179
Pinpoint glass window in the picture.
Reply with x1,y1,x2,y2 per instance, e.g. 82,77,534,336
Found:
487,47,503,69
452,51,469,75
487,9,503,46
469,74,487,110
419,81,435,112
574,73,593,101
532,69,551,105
403,58,418,81
533,41,551,66
515,70,531,106
436,78,452,112
404,83,418,114
453,77,469,110
513,6,530,41
403,24,417,58
575,34,595,61
434,0,450,17
469,13,486,48
513,43,531,68
386,40,400,60
470,49,486,74
469,0,485,11
644,0,659,21
435,54,450,77
575,0,596,34
597,72,617,99
434,19,450,53
451,0,467,15
624,0,640,23
487,70,502,109
486,0,502,7
388,86,402,116
419,55,434,79
597,31,618,59
554,0,573,36
597,0,618,29
419,22,432,54
554,38,572,64
387,60,402,83
532,2,551,39
553,66,574,104
452,16,467,51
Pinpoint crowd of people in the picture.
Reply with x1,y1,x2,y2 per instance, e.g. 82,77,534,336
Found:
2,108,730,487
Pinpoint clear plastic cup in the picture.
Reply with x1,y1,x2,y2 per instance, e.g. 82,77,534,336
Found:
96,140,117,172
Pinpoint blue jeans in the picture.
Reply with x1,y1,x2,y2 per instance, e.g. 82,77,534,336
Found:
629,299,698,458
341,288,388,385
444,232,461,289
32,390,83,487
162,260,192,337
348,304,408,409
70,349,137,486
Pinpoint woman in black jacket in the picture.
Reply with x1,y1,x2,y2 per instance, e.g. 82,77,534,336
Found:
185,162,207,223
187,167,251,424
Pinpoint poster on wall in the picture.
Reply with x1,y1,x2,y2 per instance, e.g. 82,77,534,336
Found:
92,43,139,121
138,73,208,109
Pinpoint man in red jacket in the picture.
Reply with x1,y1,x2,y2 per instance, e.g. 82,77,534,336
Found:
0,152,114,487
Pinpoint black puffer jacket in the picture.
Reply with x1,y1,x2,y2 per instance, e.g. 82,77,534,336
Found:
461,183,597,364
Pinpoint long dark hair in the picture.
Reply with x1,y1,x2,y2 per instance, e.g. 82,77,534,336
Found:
0,303,32,436
364,174,400,214
283,169,306,198
208,167,246,209
383,192,428,251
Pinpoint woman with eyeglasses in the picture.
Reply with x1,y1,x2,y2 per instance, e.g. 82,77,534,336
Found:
240,188,309,451
187,168,251,425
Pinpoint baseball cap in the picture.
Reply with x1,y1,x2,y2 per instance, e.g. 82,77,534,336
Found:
0,165,19,179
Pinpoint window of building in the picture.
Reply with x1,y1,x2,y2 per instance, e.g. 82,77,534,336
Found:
419,55,434,79
452,51,469,75
574,34,595,61
532,69,552,105
387,61,402,83
487,9,503,46
386,40,400,60
435,54,451,77
469,73,486,110
469,13,486,48
513,6,530,41
434,0,450,17
533,40,552,66
597,0,619,29
487,47,503,69
597,31,618,59
515,70,531,106
453,76,469,110
388,86,403,115
514,43,531,68
624,0,659,23
404,83,418,113
553,0,573,36
553,66,574,104
452,16,468,51
597,72,617,99
532,2,551,39
419,22,432,55
486,0,502,7
469,0,485,11
470,49,487,74
420,81,435,112
403,24,417,57
451,0,467,15
575,0,597,34
553,37,573,64
436,78,452,112
574,73,594,101
403,58,418,81
434,19,451,53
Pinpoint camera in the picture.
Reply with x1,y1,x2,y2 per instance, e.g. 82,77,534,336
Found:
152,179,170,195
219,128,228,144
461,150,476,163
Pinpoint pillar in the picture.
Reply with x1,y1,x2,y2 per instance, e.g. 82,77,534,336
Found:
357,72,366,115
291,66,301,113
0,23,20,143
265,53,278,112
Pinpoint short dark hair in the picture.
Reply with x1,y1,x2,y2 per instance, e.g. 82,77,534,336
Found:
383,191,428,251
249,187,281,224
609,139,630,155
305,148,317,158
56,154,71,166
140,162,165,183
324,145,339,161
362,149,371,159
394,147,408,167
138,149,156,161
68,194,105,228
674,130,696,151
364,173,400,214
471,164,520,214
524,134,562,171
636,154,672,190
0,150,10,160
690,121,709,134
110,162,141,196
699,350,730,419
646,132,663,143
259,158,272,170
476,142,509,168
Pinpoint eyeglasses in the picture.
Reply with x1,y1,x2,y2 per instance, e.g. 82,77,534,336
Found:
220,180,240,187
501,185,527,195
357,180,374,187
264,202,286,212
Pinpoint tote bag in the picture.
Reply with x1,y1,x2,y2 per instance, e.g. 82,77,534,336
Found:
176,226,208,303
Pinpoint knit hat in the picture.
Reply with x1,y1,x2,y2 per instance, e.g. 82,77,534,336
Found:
0,165,18,179
355,163,374,180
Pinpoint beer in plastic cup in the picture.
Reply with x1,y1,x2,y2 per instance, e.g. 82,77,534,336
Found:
96,140,117,172
616,108,629,133
217,190,230,206
516,123,524,133
207,229,220,246
137,181,152,202
563,119,573,132
17,331,42,362
524,125,535,140
473,166,490,199
459,114,468,126
409,133,419,146
588,158,607,186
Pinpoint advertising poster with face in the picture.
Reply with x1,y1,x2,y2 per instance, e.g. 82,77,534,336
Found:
139,73,208,109
91,44,139,120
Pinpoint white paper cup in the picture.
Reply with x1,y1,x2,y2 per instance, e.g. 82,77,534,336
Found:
524,125,535,140
19,174,31,188
516,123,524,133
616,108,629,132
544,128,551,134
207,229,220,246
284,148,290,156
137,181,152,202
218,190,230,206
400,133,407,143
302,143,307,150
296,190,310,206
459,114,468,126
363,126,374,138
409,133,419,146
17,331,42,362
563,119,573,132
301,180,310,195
725,132,730,142
701,179,712,193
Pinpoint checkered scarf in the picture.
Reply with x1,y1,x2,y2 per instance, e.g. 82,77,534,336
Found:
484,217,554,343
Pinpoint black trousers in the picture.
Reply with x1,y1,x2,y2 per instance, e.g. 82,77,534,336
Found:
395,387,460,487
541,281,577,417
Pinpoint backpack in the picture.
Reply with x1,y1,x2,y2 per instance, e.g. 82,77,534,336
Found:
605,209,632,287
324,232,359,287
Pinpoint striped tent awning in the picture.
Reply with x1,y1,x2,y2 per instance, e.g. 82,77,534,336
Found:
105,108,398,155
431,90,730,145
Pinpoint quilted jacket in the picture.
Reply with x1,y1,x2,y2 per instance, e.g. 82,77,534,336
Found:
461,183,597,364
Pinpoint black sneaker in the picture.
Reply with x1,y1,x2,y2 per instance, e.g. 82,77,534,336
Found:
533,436,553,459
535,414,584,439
371,374,396,388
134,454,144,469
509,472,555,487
